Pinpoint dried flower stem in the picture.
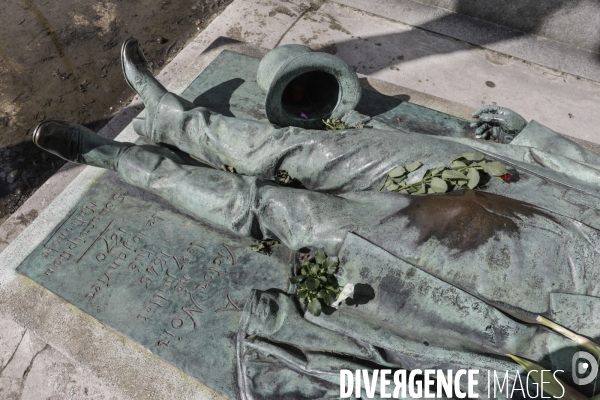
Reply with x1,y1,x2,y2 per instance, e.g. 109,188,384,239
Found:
537,316,600,358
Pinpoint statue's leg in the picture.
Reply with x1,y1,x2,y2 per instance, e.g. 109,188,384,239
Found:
117,145,409,254
33,120,407,254
138,92,475,193
120,38,469,193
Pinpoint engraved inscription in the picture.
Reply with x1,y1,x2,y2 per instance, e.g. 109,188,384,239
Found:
215,293,244,313
32,188,254,353
42,190,245,349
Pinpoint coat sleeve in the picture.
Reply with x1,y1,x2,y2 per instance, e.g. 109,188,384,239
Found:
511,120,600,166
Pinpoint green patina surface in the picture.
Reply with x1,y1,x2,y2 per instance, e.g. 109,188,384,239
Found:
16,50,480,399
18,173,292,398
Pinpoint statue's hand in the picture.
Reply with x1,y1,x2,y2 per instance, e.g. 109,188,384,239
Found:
470,105,527,144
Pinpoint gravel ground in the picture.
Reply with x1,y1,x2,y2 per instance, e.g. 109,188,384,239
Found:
0,0,233,225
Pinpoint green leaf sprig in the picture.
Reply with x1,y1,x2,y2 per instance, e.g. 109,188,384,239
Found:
220,164,237,173
274,169,293,185
290,250,341,316
381,152,511,195
322,118,364,131
251,240,281,255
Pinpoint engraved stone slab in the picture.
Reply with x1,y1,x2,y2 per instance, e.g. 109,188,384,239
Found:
17,174,293,399
16,48,474,399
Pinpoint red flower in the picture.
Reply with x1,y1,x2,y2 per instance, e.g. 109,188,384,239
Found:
500,173,511,182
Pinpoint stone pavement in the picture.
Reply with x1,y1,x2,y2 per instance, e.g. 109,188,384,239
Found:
1,0,600,398
0,313,128,399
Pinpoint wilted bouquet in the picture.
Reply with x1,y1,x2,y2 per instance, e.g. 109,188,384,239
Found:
381,152,511,194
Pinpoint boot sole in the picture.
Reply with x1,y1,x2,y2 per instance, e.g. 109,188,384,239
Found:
32,120,60,147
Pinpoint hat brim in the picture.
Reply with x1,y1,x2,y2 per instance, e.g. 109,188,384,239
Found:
265,52,361,129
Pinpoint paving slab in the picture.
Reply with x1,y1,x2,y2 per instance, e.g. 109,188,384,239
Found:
280,1,600,144
0,312,129,400
336,0,600,83
403,0,600,54
0,312,26,371
19,343,128,400
157,0,312,93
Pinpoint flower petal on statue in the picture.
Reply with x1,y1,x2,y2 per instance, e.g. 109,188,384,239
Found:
331,283,355,309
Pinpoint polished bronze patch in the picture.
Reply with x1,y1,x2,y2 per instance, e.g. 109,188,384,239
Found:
395,190,555,252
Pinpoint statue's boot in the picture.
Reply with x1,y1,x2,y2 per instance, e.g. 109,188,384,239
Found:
33,120,134,170
121,38,193,140
121,38,167,110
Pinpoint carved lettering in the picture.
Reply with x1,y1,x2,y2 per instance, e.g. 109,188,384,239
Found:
182,292,204,330
140,276,152,289
216,293,243,313
34,192,257,354
77,219,115,263
146,212,164,226
165,269,177,278
209,267,225,276
171,317,184,329
154,293,167,301
222,243,236,265
187,242,206,254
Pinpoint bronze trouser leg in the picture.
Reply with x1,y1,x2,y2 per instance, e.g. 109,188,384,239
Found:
116,145,409,254
146,93,473,193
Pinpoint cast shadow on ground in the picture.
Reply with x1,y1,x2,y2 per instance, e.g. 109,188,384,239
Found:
318,0,597,76
192,78,246,117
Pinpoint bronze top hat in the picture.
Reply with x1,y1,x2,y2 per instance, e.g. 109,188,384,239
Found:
257,44,362,129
